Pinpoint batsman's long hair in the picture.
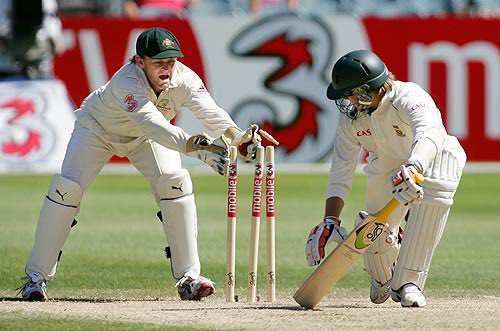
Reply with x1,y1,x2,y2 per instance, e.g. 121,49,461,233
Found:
378,72,396,94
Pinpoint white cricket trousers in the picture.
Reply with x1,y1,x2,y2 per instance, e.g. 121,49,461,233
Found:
25,122,183,281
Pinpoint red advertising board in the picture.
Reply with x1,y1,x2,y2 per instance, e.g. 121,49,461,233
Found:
54,16,500,162
364,17,500,161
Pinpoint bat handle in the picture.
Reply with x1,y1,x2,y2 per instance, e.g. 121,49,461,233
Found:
376,173,424,221
414,173,424,184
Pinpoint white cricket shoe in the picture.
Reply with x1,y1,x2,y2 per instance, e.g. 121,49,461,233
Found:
18,272,48,301
370,279,391,304
391,283,426,307
175,274,215,301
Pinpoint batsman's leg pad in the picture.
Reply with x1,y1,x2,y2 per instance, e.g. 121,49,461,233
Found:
26,175,83,281
157,170,200,280
356,206,405,285
391,147,463,290
363,227,401,285
391,202,450,291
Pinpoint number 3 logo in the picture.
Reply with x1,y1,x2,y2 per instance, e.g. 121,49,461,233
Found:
124,94,138,112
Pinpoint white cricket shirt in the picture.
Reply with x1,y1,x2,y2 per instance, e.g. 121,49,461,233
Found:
74,61,237,153
327,80,463,201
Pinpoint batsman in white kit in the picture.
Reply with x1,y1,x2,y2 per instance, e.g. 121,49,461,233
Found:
18,27,264,301
305,50,466,307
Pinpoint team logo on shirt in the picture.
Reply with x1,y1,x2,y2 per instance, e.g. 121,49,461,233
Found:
157,98,172,111
124,94,138,112
392,125,406,137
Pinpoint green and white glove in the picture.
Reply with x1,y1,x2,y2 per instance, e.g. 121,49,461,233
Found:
224,125,261,162
185,134,230,176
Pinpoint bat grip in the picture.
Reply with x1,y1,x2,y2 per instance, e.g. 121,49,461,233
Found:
375,173,424,221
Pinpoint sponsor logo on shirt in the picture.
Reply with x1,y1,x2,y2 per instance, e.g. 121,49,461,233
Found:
356,129,372,136
411,103,426,110
124,94,138,112
392,125,406,137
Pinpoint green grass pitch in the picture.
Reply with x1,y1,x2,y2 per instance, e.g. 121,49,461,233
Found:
1,172,499,301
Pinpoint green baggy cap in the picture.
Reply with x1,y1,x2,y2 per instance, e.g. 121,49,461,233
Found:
136,27,184,59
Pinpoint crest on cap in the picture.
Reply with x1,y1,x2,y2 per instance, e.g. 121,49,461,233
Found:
163,38,175,49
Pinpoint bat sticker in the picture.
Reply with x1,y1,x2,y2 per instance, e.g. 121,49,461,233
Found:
354,221,385,249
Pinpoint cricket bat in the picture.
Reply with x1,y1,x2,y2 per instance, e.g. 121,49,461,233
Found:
293,174,424,309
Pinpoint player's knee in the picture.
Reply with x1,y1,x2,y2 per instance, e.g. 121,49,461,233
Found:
47,175,83,207
156,169,193,200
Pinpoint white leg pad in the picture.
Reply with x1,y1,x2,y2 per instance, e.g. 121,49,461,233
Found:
391,202,450,291
363,228,401,285
26,175,83,281
391,146,464,290
362,226,401,284
157,170,200,280
358,203,406,285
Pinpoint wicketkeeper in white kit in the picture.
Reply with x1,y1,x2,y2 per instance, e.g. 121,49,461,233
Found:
305,50,466,307
19,27,266,301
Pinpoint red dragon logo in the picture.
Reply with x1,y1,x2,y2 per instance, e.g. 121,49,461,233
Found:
1,100,41,157
229,13,340,161
0,95,54,162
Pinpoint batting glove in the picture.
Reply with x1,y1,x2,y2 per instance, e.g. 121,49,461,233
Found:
305,216,348,267
389,164,423,206
185,134,229,176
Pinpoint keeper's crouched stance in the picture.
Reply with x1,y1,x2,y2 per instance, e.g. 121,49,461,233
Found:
19,27,269,301
304,50,466,307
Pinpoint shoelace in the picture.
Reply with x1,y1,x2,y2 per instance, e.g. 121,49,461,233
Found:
174,276,192,289
15,276,34,295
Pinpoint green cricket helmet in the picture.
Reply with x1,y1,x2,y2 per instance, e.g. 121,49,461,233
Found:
326,50,388,101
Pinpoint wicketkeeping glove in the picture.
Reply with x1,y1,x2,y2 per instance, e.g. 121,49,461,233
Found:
230,124,261,162
305,216,348,267
389,164,423,206
224,124,279,162
185,134,230,176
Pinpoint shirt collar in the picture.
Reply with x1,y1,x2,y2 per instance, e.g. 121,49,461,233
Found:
168,62,180,89
134,64,152,87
